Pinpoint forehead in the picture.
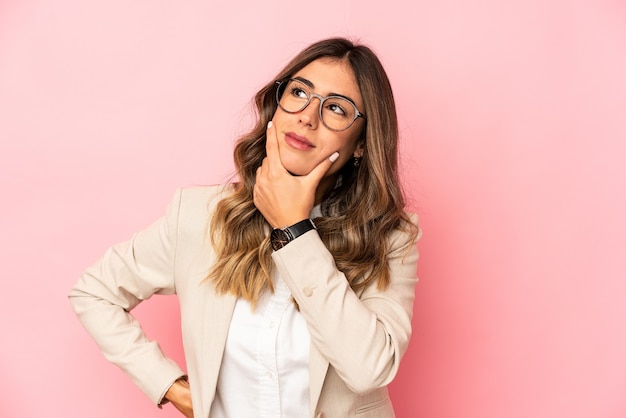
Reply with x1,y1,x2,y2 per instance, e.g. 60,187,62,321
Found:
291,58,363,107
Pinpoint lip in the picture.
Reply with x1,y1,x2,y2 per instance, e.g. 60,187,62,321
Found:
284,131,315,151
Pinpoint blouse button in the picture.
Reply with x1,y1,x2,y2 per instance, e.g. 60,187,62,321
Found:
302,287,313,297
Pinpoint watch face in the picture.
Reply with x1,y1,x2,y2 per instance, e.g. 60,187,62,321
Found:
271,228,290,250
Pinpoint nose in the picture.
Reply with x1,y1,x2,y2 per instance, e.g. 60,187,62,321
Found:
298,95,322,128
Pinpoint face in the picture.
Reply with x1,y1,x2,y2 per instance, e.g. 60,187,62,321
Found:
271,58,365,188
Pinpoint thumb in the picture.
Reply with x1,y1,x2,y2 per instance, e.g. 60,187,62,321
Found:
307,151,340,184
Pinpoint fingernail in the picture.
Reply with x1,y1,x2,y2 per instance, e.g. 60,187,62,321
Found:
329,152,339,163
267,121,273,129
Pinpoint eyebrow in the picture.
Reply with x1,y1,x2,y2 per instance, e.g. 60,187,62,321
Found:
292,76,359,106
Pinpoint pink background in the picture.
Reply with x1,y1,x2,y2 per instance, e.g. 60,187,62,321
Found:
1,0,625,417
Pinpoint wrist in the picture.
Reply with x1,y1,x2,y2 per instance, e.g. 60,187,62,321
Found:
274,211,312,229
270,219,316,251
165,377,189,401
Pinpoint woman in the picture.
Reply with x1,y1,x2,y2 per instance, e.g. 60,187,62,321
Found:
70,37,420,418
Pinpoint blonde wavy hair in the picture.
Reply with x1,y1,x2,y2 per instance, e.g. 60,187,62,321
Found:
208,38,418,303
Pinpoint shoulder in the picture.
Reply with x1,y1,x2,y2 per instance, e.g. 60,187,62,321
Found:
164,184,235,232
172,184,234,214
390,211,421,245
177,184,234,205
404,211,419,229
384,210,421,265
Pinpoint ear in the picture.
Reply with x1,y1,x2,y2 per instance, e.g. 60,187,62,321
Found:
353,140,365,159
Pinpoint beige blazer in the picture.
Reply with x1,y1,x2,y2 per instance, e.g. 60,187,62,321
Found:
69,186,420,418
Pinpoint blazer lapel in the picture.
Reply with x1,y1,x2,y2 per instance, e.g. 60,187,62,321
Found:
309,343,329,414
197,289,237,417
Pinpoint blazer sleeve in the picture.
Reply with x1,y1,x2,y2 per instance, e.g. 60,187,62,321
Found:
271,214,421,395
68,189,187,405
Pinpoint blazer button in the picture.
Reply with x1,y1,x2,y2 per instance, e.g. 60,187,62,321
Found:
302,286,313,297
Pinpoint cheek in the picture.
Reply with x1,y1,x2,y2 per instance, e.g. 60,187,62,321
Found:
270,109,282,125
335,131,362,156
328,142,358,170
333,149,354,167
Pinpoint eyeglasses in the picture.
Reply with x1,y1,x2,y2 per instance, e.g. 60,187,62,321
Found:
275,79,365,131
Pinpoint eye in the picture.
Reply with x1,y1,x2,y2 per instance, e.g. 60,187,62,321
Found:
326,100,348,117
288,82,309,99
290,87,306,98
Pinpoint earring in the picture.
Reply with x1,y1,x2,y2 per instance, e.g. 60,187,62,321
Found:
353,156,362,167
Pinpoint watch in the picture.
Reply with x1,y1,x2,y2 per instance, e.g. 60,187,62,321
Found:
270,219,316,251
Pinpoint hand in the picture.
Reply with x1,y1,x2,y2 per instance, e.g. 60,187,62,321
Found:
164,378,193,418
253,121,339,228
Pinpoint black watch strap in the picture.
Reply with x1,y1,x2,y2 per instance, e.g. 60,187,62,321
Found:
271,219,316,250
285,219,316,240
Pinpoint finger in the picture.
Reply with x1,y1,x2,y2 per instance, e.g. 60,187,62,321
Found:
264,121,286,172
307,151,339,184
256,157,268,176
253,162,265,201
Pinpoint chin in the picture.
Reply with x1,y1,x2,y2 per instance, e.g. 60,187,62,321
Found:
284,166,310,177
280,157,313,177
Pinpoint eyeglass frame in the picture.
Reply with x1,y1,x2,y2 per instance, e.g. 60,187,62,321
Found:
274,79,366,132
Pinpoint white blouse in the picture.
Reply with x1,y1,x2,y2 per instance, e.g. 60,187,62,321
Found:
210,273,311,418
